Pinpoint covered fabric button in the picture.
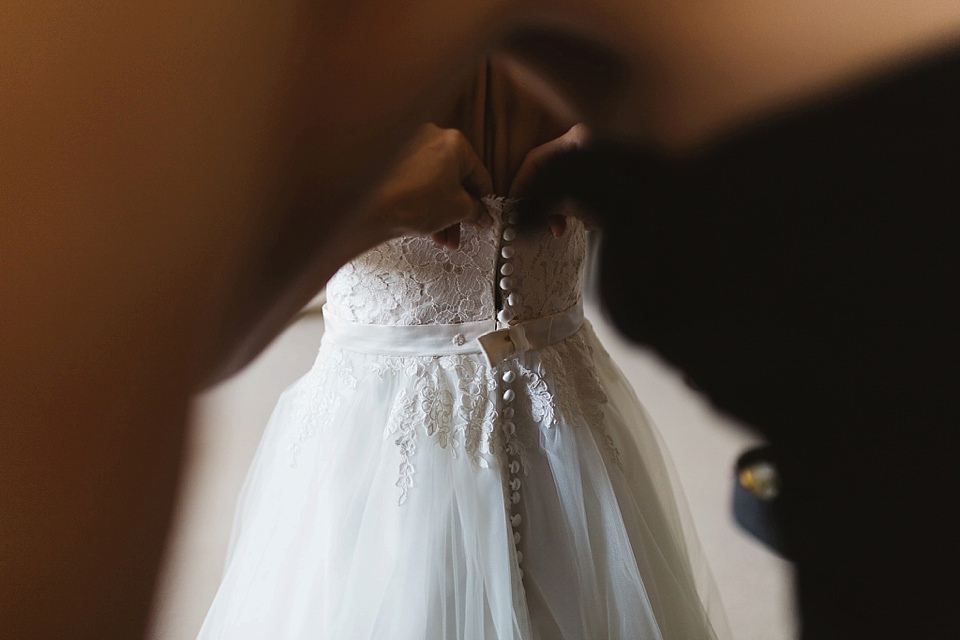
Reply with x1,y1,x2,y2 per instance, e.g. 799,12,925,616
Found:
510,491,521,504
500,263,515,276
501,246,515,259
497,309,513,324
514,531,521,544
509,460,520,474
516,551,524,563
511,513,522,527
510,478,521,491
499,277,514,290
503,389,516,402
502,227,517,242
452,333,465,346
502,370,516,383
503,407,515,419
504,421,516,435
507,292,520,307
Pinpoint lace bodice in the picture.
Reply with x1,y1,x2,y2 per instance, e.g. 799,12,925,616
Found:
326,198,585,325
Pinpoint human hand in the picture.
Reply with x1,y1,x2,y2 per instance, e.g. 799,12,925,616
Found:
509,123,596,237
366,123,494,250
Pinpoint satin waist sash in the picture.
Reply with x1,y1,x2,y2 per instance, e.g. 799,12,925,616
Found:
321,300,584,367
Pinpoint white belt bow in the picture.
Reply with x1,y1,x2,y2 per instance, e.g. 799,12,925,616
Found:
322,300,584,367
476,301,583,367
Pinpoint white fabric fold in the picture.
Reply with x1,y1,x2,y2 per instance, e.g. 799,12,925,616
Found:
322,300,584,367
322,306,496,356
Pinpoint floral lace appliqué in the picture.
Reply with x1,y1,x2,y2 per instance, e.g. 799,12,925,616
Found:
287,346,357,468
372,353,499,504
539,330,622,469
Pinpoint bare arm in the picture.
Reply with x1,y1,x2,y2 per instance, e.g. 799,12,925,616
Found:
0,2,503,637
204,124,494,386
508,0,960,148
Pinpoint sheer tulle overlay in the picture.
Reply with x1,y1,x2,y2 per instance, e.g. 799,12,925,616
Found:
197,199,727,640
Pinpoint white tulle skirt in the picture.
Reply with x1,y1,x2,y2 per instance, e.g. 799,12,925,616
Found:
197,320,726,640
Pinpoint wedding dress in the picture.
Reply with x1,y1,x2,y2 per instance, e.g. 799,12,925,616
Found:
197,197,725,640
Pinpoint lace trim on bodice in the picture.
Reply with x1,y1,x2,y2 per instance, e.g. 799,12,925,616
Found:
325,216,499,326
287,327,621,504
325,197,585,326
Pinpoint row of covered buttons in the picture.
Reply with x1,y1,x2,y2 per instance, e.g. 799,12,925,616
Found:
498,209,521,326
498,204,524,578
501,366,524,576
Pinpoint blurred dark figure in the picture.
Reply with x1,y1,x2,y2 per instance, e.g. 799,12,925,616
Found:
521,45,960,639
